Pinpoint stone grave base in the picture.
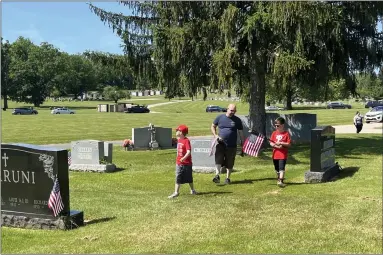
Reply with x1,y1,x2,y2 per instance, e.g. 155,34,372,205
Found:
69,163,117,173
304,164,341,183
1,210,84,230
193,166,216,173
192,166,235,174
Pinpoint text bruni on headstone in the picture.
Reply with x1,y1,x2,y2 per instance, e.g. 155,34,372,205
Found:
1,143,84,230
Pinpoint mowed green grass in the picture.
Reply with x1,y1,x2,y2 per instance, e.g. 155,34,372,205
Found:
1,99,368,144
1,134,382,253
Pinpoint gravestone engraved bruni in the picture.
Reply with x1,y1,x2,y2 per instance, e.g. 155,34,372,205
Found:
304,126,341,183
1,143,84,230
69,140,116,172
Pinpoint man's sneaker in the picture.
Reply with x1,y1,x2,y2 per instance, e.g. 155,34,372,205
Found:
168,192,179,199
224,178,231,184
190,190,197,195
277,180,286,187
212,174,220,183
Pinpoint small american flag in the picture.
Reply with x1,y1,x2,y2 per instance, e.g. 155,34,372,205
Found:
209,138,218,157
48,177,64,217
242,132,265,157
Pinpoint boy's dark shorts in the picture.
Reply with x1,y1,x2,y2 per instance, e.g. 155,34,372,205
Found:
176,164,193,184
273,159,287,172
215,143,237,169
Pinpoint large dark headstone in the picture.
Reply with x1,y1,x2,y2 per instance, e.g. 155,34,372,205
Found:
1,143,84,230
304,126,340,183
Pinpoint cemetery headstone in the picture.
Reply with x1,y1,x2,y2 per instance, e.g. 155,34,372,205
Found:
148,123,159,150
1,143,84,230
304,126,340,183
69,140,116,172
189,137,216,173
131,125,173,150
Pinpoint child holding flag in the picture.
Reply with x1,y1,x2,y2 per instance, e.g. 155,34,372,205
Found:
269,117,291,187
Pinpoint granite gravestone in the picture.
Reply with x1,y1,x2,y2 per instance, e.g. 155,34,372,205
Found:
237,113,317,144
189,137,216,173
69,140,116,172
304,126,340,183
1,143,84,230
131,125,173,150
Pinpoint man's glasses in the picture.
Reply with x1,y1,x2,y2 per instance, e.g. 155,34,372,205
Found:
274,124,280,127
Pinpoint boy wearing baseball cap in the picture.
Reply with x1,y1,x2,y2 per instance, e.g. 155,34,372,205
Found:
168,124,197,198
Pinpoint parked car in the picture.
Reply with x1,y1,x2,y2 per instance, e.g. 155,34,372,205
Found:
326,102,352,109
365,106,383,123
12,107,38,115
265,105,285,111
205,105,227,112
124,105,150,113
51,108,75,114
365,100,383,109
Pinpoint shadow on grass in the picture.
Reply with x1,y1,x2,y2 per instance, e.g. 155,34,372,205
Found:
230,178,276,185
333,166,360,181
85,216,116,226
336,136,382,157
196,191,233,196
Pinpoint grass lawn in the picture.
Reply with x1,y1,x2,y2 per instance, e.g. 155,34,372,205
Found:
1,99,370,145
1,134,382,253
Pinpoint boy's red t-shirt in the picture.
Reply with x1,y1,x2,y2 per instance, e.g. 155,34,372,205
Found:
270,130,291,160
176,137,192,165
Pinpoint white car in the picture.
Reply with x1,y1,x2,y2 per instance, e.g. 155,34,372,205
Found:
51,108,75,114
365,106,383,123
266,105,285,111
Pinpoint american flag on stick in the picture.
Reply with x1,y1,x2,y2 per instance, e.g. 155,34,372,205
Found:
48,177,64,217
242,131,266,157
209,138,218,157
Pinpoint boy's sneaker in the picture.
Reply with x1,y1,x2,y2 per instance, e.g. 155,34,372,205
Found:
168,192,179,199
190,190,197,195
212,174,220,183
277,180,286,187
224,178,231,184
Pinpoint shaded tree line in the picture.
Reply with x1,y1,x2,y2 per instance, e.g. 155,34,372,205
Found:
89,1,383,134
1,37,134,109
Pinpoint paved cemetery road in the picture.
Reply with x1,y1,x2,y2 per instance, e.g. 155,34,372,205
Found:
147,99,197,113
42,123,381,150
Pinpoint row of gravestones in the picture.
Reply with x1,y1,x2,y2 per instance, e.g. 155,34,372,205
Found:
1,115,340,231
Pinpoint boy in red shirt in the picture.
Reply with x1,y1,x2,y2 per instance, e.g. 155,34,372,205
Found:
269,117,291,187
168,124,197,198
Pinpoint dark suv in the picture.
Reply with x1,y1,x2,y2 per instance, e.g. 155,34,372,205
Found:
365,100,383,108
326,102,351,109
124,105,150,113
206,105,227,112
12,107,38,115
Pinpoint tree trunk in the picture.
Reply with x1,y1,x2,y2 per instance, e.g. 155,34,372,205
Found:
248,51,267,136
285,85,293,110
33,101,40,107
3,92,8,110
114,99,118,103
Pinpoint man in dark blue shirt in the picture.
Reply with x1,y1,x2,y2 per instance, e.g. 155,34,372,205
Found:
211,104,244,184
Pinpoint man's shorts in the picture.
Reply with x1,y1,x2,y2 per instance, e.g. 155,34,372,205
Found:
176,164,193,184
273,159,287,172
215,143,237,169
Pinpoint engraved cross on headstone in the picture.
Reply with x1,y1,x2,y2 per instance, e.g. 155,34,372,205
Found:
148,123,159,149
2,153,9,167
